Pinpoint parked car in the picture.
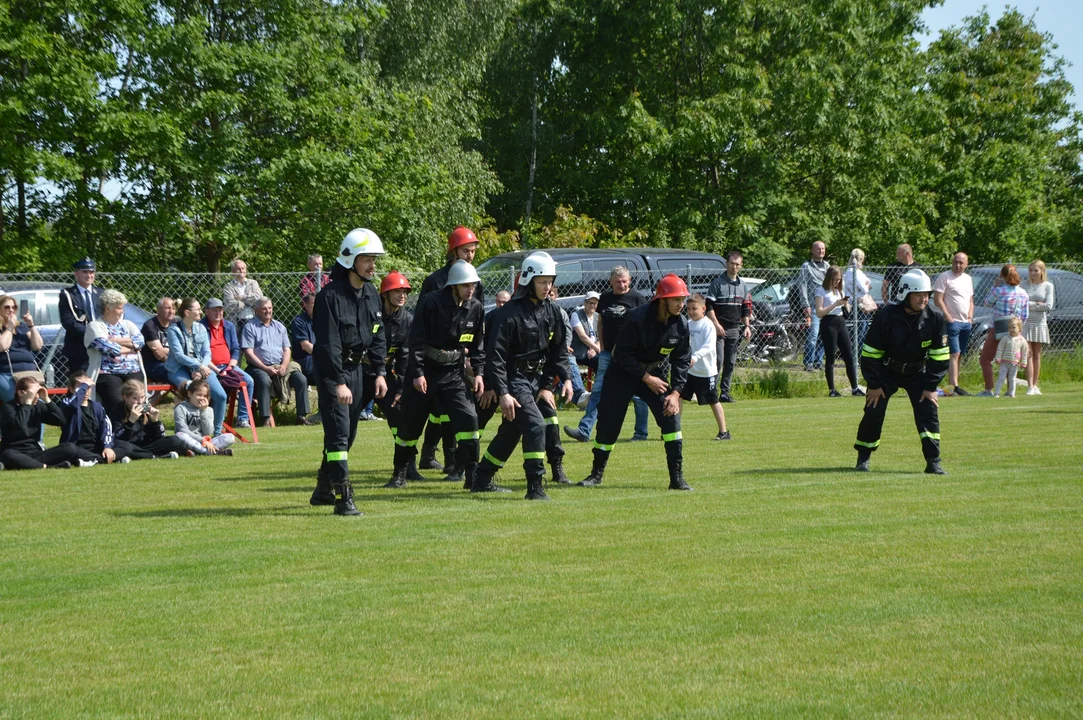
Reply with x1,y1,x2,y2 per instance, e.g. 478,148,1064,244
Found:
967,267,1083,353
0,281,154,386
475,247,731,311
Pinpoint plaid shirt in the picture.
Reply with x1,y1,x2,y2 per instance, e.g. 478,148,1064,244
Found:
983,285,1029,323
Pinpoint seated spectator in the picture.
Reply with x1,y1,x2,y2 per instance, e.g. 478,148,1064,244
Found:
140,297,176,384
85,289,146,425
1,376,97,471
173,379,235,456
298,254,332,298
59,371,147,463
201,297,255,429
1,294,44,405
291,293,317,383
241,298,312,426
222,258,262,333
114,380,186,459
571,290,601,371
166,297,229,435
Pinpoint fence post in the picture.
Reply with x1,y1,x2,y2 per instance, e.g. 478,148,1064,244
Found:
685,264,693,293
850,265,860,381
509,266,516,293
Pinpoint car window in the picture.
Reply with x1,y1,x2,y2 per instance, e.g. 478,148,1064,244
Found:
556,261,585,295
656,258,699,274
866,275,883,300
1052,276,1083,308
39,291,65,326
751,282,789,302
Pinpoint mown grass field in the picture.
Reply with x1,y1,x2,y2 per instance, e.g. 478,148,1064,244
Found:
3,384,1082,717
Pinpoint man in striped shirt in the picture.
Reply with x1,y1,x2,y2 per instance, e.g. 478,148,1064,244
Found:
705,251,751,403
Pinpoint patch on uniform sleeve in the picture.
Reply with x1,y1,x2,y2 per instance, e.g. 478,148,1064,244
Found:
548,332,554,340
942,335,948,346
459,333,475,343
921,339,931,347
660,345,674,355
373,324,381,333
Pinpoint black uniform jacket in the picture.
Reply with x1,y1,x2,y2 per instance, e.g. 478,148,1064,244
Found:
860,302,949,392
406,285,485,380
0,400,66,453
382,306,413,378
486,294,571,397
59,284,103,361
420,261,487,304
116,416,168,446
612,301,692,395
313,277,387,385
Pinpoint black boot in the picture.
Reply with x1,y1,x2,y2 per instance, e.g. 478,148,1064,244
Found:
924,458,947,475
471,465,512,493
855,451,871,472
333,481,363,516
578,450,607,487
419,445,443,471
310,476,336,506
668,461,693,491
550,458,571,485
525,476,549,501
443,464,465,483
383,464,408,489
405,459,425,482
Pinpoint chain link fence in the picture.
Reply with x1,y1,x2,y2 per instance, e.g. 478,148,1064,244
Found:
3,262,1080,389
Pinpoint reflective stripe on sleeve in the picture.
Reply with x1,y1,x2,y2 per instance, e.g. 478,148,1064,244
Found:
861,344,885,358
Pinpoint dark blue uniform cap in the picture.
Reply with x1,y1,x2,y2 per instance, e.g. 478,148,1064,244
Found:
73,257,96,271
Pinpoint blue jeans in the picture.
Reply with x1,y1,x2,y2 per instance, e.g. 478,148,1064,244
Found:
577,350,648,439
0,372,14,404
215,364,255,424
803,313,825,369
567,353,587,399
169,368,227,435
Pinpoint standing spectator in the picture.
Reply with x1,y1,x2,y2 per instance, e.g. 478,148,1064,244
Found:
882,244,920,304
549,285,589,408
166,297,229,435
140,297,176,385
241,298,312,426
993,318,1029,398
222,258,263,333
1,295,44,404
682,295,730,440
571,291,601,371
843,249,874,351
705,250,751,402
1,376,97,470
85,289,146,424
932,253,975,396
814,267,863,398
563,266,650,444
978,264,1029,396
1021,260,1054,395
201,298,255,429
796,241,829,372
58,257,103,379
298,254,332,298
114,380,186,459
291,293,317,383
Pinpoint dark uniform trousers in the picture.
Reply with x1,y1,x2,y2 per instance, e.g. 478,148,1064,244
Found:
476,373,564,480
593,363,682,471
855,369,941,460
395,365,479,470
421,396,458,466
366,373,402,440
316,362,368,492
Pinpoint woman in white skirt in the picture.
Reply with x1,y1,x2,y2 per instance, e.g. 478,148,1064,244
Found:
1022,260,1055,395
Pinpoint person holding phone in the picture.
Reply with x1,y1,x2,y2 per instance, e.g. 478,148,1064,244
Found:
814,266,864,398
1,376,99,470
1,295,44,404
114,380,187,459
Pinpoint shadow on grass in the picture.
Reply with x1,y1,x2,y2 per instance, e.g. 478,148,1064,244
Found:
1021,409,1083,415
731,466,923,476
114,506,314,518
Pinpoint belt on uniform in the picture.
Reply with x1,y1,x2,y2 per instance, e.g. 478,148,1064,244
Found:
883,358,924,375
645,361,662,372
424,346,462,364
343,349,370,366
515,358,544,376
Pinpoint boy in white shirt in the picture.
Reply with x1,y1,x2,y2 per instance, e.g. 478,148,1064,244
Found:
681,294,730,440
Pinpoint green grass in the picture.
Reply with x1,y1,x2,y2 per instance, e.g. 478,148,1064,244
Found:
3,385,1083,717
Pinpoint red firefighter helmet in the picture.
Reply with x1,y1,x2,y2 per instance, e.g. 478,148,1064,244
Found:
380,271,412,294
447,226,479,252
652,274,690,301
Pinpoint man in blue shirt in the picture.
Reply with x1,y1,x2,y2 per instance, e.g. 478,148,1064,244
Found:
241,298,312,426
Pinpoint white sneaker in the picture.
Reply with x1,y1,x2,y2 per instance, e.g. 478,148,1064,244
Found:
993,393,1000,398
1026,386,1038,396
120,456,131,464
1034,386,1042,395
78,459,98,468
167,451,179,459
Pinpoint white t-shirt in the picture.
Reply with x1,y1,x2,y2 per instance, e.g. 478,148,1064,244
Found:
932,270,974,322
814,287,844,317
687,317,717,378
570,308,597,336
843,267,871,300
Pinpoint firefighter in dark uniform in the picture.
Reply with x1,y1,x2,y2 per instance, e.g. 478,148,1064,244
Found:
579,274,693,491
309,228,388,516
369,271,425,486
386,260,486,488
855,269,950,474
416,226,487,477
472,253,573,500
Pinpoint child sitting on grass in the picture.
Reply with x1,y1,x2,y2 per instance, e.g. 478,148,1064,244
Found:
681,294,731,441
993,317,1029,398
115,380,186,459
60,371,150,464
174,379,235,456
1,376,98,470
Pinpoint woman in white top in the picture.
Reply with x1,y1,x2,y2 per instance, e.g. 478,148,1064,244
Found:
1022,259,1055,394
84,289,147,423
815,266,863,397
843,248,874,350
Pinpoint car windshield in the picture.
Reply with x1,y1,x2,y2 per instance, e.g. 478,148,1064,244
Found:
751,282,790,302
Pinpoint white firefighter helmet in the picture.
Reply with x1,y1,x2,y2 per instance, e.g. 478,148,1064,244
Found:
446,259,480,286
518,251,558,286
337,228,386,268
896,268,932,302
